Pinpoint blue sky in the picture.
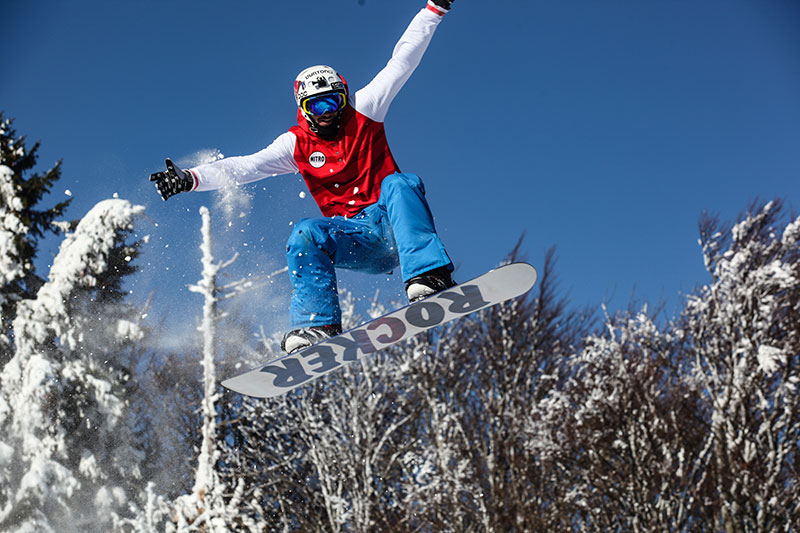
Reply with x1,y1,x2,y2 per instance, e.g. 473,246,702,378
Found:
3,0,799,335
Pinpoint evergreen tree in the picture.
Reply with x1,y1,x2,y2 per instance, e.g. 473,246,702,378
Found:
0,199,146,533
0,113,71,366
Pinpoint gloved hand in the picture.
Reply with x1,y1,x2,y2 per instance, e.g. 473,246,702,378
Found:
428,0,454,12
149,158,194,201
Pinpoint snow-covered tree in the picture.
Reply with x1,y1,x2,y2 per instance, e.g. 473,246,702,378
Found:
220,247,593,532
224,291,422,532
526,307,711,531
683,200,800,531
171,206,249,531
147,198,798,531
0,113,70,366
0,198,146,533
167,206,287,531
522,200,800,531
399,248,593,531
286,297,420,532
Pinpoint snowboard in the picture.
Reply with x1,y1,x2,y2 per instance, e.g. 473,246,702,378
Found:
222,262,537,398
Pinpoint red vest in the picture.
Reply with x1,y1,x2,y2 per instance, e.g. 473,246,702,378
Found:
290,105,400,217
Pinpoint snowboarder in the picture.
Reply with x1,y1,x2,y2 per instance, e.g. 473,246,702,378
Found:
150,0,456,354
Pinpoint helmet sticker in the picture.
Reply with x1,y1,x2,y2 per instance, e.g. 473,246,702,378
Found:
294,80,308,101
311,76,329,90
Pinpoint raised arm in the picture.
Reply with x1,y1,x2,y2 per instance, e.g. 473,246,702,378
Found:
353,1,453,123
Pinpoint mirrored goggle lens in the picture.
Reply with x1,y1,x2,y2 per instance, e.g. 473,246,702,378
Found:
302,92,346,116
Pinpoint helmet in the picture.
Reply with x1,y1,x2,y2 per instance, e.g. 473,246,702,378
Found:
293,65,348,109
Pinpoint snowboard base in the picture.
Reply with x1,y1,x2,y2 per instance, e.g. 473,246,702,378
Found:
222,262,537,398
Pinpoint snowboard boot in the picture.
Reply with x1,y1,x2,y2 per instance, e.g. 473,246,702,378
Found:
281,324,342,354
405,266,456,302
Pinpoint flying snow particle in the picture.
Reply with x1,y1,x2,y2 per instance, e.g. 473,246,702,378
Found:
299,191,306,199
65,189,72,196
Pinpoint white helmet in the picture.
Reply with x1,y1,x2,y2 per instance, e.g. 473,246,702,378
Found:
293,65,348,108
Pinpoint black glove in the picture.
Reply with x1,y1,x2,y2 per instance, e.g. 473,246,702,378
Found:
149,158,194,201
429,0,454,11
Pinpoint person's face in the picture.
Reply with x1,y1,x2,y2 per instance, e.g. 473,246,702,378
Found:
311,111,337,128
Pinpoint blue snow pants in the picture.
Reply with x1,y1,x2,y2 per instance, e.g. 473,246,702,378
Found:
287,172,453,328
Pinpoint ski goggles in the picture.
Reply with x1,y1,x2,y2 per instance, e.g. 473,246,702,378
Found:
301,91,347,116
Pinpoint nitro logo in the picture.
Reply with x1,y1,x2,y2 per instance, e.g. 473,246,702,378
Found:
309,151,326,168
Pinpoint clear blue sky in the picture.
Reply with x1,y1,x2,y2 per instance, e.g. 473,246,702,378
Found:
3,0,799,335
